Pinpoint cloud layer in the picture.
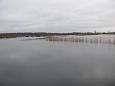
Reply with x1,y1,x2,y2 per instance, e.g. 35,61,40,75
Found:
0,0,115,32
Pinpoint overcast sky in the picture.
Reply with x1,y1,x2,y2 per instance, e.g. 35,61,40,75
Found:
0,0,115,32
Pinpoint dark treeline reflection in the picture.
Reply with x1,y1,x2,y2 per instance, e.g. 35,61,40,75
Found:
0,38,115,86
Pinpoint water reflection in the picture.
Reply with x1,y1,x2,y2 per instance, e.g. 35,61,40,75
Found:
0,38,115,86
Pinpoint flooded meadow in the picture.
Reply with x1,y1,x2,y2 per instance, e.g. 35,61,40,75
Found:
0,35,115,86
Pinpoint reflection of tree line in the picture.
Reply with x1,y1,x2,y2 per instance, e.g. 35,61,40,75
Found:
0,32,115,38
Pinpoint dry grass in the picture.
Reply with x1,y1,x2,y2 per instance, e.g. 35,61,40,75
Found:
47,35,115,45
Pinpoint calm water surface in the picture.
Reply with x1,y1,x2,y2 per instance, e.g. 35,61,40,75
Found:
0,38,115,86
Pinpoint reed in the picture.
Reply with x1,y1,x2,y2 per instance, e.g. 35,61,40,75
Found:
47,35,115,45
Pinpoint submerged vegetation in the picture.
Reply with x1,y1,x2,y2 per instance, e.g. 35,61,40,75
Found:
0,32,115,45
47,35,115,45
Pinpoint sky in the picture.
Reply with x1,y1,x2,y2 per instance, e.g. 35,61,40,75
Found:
0,0,115,32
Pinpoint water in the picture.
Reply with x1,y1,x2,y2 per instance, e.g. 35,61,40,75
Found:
0,37,115,86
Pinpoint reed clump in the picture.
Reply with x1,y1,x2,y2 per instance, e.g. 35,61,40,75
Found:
47,35,115,45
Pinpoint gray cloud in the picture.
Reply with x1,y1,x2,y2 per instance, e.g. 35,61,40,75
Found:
0,0,115,32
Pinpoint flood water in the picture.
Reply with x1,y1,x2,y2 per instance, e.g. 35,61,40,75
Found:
0,37,115,86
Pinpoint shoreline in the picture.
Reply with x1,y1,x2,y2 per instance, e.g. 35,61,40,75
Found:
0,32,115,39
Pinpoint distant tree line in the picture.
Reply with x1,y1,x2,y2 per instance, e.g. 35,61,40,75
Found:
0,32,115,38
